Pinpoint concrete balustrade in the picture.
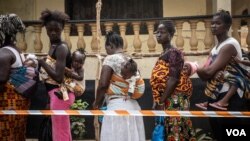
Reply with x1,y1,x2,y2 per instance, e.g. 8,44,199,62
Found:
19,16,250,55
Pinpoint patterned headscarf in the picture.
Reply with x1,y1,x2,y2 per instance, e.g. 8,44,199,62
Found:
0,14,25,47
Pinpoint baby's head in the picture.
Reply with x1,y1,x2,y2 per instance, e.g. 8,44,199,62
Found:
121,59,137,80
24,54,38,68
72,48,86,70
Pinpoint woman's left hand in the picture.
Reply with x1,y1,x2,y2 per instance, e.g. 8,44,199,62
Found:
153,102,165,110
92,102,99,110
37,57,46,65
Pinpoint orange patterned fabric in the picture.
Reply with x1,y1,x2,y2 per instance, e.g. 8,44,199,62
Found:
0,83,30,141
106,74,145,99
150,59,192,103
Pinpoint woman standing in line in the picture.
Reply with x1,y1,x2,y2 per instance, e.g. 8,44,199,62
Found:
196,10,248,141
150,20,196,141
93,31,146,141
0,14,28,141
39,9,74,141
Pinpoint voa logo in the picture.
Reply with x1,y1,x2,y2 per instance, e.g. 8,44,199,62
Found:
226,129,246,136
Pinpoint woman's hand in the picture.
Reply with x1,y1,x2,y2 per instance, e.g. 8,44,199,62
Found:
64,68,72,78
183,63,191,76
153,102,165,110
214,71,224,81
92,101,99,110
37,57,46,66
234,56,242,63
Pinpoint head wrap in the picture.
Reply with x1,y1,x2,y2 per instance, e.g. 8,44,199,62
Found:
0,14,25,47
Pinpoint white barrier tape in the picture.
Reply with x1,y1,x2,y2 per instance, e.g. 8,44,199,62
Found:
1,110,250,118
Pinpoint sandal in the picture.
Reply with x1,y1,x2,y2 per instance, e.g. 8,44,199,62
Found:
209,103,228,111
195,102,208,110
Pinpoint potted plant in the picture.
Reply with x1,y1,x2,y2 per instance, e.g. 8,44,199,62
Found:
70,99,89,139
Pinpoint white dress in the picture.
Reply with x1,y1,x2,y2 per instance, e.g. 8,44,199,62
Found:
100,53,146,141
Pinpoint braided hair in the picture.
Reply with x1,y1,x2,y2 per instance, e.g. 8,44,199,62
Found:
0,14,25,47
124,58,137,75
105,31,123,49
73,48,86,59
214,9,232,30
40,9,69,28
160,20,176,38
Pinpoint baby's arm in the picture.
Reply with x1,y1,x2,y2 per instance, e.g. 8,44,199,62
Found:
65,68,84,81
240,60,250,66
234,57,250,66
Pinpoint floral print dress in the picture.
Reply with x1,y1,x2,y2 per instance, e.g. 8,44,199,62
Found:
150,47,196,141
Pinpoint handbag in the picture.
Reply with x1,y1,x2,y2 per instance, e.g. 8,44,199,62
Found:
152,116,166,141
3,47,37,98
9,66,38,97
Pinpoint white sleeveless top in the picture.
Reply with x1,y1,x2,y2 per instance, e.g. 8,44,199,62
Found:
3,46,25,68
211,37,242,59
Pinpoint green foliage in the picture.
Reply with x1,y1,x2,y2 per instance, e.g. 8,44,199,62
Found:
70,99,89,139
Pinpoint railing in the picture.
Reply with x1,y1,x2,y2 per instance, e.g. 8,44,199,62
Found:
18,15,250,56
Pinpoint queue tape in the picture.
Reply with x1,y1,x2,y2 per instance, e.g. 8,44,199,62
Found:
0,110,250,118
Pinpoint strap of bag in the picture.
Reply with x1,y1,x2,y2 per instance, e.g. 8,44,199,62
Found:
155,116,165,125
3,46,24,66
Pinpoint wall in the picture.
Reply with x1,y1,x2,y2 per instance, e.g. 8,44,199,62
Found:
232,0,250,15
163,0,207,17
0,0,35,20
34,0,65,19
0,0,64,20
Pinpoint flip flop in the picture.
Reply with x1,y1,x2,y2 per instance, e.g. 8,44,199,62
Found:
209,103,228,111
195,102,208,110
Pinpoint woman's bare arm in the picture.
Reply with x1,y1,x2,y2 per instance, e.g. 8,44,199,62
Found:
93,65,113,109
0,50,12,92
197,44,237,80
39,44,69,83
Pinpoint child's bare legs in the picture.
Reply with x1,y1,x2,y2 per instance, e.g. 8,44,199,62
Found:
209,85,237,110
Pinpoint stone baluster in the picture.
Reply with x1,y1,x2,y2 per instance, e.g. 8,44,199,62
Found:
16,32,27,52
64,24,72,50
189,20,198,51
175,20,184,50
132,22,142,52
146,21,156,52
203,19,214,50
118,22,128,51
90,23,99,53
104,22,114,32
232,19,241,44
246,19,250,51
76,23,86,50
33,25,43,53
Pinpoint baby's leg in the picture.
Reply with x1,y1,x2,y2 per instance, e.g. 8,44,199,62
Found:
217,85,237,106
209,85,237,110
